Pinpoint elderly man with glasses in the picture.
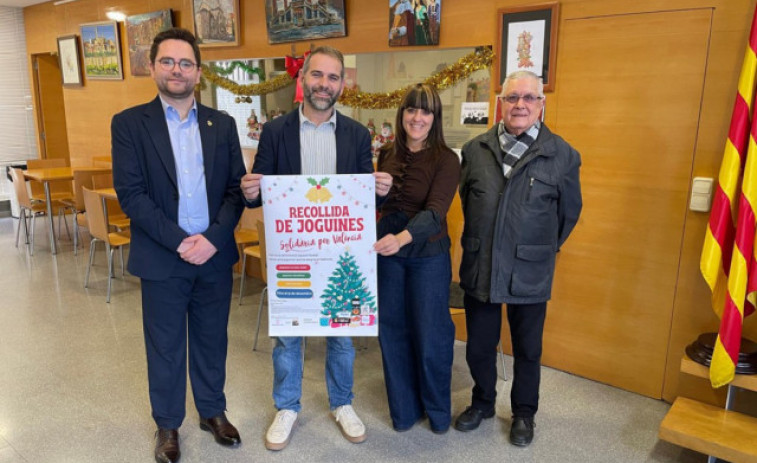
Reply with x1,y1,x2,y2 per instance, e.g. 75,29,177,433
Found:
112,28,246,463
454,70,582,447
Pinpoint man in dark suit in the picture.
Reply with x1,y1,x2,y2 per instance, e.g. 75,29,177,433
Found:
112,28,245,463
240,46,392,451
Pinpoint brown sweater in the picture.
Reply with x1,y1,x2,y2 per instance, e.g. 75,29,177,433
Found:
377,143,461,258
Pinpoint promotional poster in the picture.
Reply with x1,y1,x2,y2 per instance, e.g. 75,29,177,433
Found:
261,174,378,337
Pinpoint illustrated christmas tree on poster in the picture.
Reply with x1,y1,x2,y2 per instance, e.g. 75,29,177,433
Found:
320,251,377,328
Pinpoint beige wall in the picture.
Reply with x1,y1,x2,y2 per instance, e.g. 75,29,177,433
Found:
23,0,757,403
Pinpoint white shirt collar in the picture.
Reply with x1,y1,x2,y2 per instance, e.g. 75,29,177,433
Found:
299,105,337,129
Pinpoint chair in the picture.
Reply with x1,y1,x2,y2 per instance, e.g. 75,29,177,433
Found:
71,168,112,255
82,187,131,303
26,159,74,240
241,148,257,173
234,208,260,271
91,173,112,189
239,219,278,349
238,220,267,348
10,167,47,255
91,172,130,231
238,220,307,363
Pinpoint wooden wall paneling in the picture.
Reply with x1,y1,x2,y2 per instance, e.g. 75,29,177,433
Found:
561,0,747,18
543,9,712,398
663,3,757,402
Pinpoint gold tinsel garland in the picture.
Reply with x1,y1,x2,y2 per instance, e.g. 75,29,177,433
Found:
200,47,494,110
340,47,494,109
200,65,295,96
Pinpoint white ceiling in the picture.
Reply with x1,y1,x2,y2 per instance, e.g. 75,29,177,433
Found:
0,0,52,8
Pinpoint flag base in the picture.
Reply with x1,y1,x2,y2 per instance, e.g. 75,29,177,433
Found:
686,332,757,374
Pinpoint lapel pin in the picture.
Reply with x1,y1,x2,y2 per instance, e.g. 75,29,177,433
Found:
207,120,213,127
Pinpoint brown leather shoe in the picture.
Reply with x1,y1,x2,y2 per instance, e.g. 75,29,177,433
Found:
200,412,241,447
154,428,180,463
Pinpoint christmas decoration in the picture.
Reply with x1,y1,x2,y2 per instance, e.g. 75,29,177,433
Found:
320,252,376,327
201,65,296,96
285,51,311,103
199,47,494,108
208,61,265,81
247,109,266,140
372,122,395,157
338,47,494,109
305,177,333,203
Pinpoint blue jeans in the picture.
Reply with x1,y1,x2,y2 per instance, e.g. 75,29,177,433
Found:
272,336,355,412
378,252,454,431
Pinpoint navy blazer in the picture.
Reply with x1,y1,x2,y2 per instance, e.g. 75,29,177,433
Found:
247,108,374,207
112,96,246,281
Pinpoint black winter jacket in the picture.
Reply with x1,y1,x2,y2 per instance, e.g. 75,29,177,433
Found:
459,123,582,304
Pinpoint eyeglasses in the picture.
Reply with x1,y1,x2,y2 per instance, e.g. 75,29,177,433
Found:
157,57,198,72
500,94,544,104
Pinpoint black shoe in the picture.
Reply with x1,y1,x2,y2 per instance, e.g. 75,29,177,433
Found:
200,412,242,447
154,428,180,463
509,416,534,446
454,406,495,432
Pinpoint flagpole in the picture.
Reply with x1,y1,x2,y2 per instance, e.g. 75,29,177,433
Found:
704,384,736,463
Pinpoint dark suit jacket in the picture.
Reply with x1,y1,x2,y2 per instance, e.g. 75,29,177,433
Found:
247,108,374,208
112,96,246,281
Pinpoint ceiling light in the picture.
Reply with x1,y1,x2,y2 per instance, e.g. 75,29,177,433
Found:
105,11,126,21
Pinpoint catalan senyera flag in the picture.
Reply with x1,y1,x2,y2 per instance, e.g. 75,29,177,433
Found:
700,4,757,388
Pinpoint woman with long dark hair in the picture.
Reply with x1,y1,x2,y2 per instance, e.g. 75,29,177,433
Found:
374,83,461,433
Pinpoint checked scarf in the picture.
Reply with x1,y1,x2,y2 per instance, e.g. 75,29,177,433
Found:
497,121,540,178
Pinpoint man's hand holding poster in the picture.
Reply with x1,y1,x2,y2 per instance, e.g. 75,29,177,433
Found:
261,174,378,336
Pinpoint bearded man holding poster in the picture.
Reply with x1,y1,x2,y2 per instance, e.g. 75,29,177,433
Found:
240,45,392,451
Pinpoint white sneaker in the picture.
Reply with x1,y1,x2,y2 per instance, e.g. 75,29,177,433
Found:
265,410,298,450
332,404,366,443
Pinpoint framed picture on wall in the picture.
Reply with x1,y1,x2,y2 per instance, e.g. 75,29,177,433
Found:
56,35,82,87
192,0,240,47
264,0,346,44
389,0,441,47
80,21,123,80
126,10,173,76
495,2,558,92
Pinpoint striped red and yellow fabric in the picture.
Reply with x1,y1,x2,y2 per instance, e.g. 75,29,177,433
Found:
701,5,757,388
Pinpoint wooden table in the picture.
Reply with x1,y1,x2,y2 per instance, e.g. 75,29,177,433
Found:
23,166,106,254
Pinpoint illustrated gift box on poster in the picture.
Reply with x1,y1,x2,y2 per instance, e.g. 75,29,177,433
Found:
261,174,378,337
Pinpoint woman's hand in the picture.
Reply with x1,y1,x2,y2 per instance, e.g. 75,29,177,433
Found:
374,230,413,256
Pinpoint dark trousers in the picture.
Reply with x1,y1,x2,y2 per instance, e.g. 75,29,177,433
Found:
141,261,233,429
378,253,455,431
463,294,547,418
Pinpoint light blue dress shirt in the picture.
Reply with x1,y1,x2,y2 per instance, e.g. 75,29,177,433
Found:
160,97,209,235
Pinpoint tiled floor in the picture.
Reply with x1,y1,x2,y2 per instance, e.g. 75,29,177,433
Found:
0,216,707,462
